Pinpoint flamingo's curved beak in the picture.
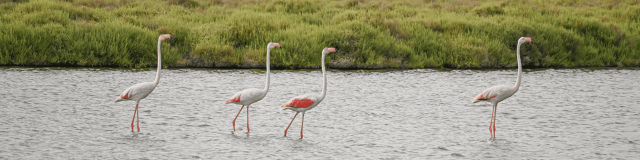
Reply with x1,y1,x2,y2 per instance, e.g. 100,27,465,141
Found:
524,37,532,43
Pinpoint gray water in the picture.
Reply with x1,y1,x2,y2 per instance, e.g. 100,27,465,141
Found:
1,67,639,159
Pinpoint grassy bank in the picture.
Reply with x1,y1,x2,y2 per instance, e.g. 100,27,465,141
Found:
1,0,639,69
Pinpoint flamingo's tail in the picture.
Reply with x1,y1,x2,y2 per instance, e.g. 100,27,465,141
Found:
281,103,298,110
472,93,485,103
115,96,124,102
224,96,241,104
116,89,133,102
223,99,234,104
114,93,130,102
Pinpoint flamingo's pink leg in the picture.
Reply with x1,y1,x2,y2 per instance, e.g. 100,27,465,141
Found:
246,106,250,132
493,105,497,137
489,105,495,137
300,113,305,139
284,112,299,136
232,105,244,132
136,104,140,132
131,104,138,132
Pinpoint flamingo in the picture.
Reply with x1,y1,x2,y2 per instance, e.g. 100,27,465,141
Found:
280,47,336,139
115,34,173,132
472,37,532,138
224,42,281,133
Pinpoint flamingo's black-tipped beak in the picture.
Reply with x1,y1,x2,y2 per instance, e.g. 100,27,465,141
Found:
170,35,174,40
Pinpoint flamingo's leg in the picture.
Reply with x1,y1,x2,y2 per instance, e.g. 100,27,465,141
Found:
493,105,497,137
489,105,495,137
246,105,250,133
131,104,138,132
232,105,244,132
300,113,305,139
136,104,140,132
284,112,299,136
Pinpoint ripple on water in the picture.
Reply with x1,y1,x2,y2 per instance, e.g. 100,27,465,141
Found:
1,67,640,158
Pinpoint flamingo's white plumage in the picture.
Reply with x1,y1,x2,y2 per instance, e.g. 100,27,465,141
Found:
472,37,532,138
115,34,173,132
280,47,336,139
224,42,281,133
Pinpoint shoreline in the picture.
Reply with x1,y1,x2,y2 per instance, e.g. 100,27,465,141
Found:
2,64,638,71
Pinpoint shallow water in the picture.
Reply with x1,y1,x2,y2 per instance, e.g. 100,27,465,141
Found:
1,67,639,159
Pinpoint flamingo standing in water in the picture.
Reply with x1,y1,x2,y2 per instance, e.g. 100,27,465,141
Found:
472,37,532,138
280,47,336,139
224,42,281,133
115,34,173,132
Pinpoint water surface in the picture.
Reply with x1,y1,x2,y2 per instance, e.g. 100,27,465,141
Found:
1,67,639,159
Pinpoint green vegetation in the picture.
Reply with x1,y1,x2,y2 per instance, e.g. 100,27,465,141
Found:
1,0,639,69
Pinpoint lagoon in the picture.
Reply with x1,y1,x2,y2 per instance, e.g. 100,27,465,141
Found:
1,67,639,159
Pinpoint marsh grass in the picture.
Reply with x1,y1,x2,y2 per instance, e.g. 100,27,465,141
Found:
1,0,639,68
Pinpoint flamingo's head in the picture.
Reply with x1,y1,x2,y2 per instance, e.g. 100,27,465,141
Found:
160,34,173,41
519,37,532,43
322,47,336,55
268,42,281,49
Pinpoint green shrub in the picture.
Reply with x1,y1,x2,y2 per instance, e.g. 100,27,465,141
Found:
265,0,318,14
1,0,639,69
168,0,199,8
473,4,504,17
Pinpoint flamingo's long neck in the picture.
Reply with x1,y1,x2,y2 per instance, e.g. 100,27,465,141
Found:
319,52,327,100
153,37,162,85
263,47,271,92
512,41,523,90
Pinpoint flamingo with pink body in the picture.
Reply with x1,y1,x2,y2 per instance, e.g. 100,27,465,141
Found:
223,42,281,133
472,37,532,138
280,47,336,139
115,34,173,132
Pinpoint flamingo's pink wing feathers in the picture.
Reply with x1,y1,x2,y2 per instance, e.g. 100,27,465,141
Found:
120,86,135,99
472,85,509,103
121,93,130,98
115,85,136,102
473,93,496,101
282,98,314,108
224,95,241,104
